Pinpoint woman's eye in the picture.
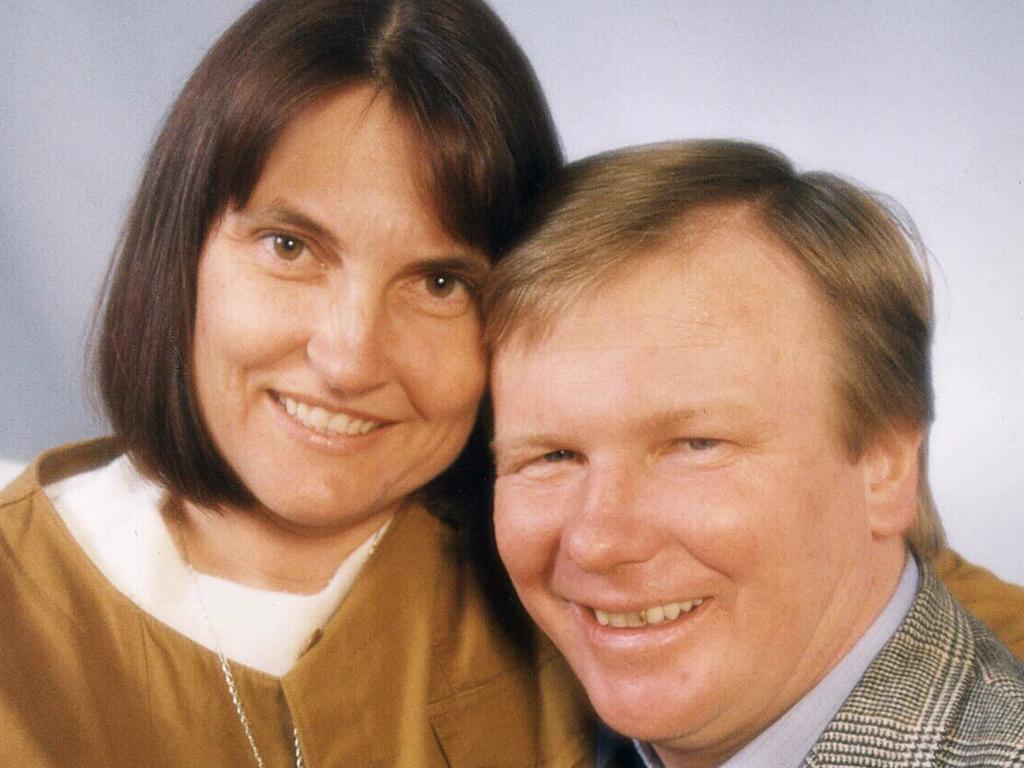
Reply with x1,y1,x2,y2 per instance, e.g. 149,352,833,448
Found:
424,272,470,299
405,270,478,318
266,233,307,261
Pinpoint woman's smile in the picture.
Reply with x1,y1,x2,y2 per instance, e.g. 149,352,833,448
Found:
273,391,388,438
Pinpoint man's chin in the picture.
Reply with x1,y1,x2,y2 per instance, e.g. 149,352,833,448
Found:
586,678,712,746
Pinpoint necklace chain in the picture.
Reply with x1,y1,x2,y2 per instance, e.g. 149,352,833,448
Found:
169,499,392,768
172,507,304,768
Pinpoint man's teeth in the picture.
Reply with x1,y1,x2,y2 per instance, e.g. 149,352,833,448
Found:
282,395,380,436
594,598,704,628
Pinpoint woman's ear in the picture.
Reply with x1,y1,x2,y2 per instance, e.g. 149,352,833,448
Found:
861,423,925,540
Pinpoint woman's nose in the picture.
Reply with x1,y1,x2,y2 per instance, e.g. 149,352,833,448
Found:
305,286,391,393
560,466,661,574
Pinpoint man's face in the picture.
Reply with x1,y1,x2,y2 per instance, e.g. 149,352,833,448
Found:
492,213,892,763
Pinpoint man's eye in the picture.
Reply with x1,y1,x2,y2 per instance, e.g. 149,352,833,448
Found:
656,437,729,479
684,438,720,451
266,233,306,261
507,448,581,480
542,449,576,463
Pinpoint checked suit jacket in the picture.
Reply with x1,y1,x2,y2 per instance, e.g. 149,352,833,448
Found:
802,560,1024,767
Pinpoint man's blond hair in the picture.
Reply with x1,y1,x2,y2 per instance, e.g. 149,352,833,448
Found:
484,140,944,556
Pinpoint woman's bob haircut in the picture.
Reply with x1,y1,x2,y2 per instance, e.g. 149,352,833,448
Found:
95,0,562,514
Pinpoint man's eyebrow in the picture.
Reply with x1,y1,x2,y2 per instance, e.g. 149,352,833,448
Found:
490,433,563,460
638,403,757,434
236,201,341,251
638,407,699,434
489,412,705,458
490,404,754,458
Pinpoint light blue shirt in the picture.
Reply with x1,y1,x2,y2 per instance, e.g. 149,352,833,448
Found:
632,556,920,768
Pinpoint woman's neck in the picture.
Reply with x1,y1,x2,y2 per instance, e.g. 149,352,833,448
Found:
164,497,396,594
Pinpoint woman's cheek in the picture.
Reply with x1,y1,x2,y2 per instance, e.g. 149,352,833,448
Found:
196,256,312,371
398,310,486,418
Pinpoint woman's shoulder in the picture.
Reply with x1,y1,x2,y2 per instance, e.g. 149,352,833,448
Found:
428,515,593,765
0,438,124,508
313,503,594,765
0,437,139,638
933,547,1024,661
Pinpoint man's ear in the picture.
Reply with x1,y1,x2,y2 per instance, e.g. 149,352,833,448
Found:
861,423,924,539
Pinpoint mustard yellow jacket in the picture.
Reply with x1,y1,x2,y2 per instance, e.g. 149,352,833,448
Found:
933,548,1024,660
0,440,592,767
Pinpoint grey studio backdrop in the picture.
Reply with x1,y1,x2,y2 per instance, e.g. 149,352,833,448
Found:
1,1,1021,582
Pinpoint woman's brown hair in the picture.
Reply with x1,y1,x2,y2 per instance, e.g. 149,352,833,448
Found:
95,0,562,514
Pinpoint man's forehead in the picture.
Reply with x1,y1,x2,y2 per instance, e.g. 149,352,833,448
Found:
490,217,843,448
498,246,813,361
491,205,813,354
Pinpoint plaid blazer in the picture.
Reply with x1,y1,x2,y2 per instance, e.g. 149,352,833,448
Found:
599,563,1024,767
803,562,1024,767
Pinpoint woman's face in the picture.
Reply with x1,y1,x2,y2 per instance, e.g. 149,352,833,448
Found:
192,85,488,535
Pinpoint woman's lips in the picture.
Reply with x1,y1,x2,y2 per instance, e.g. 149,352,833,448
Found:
273,391,386,437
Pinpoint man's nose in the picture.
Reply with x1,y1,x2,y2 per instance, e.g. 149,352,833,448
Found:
560,465,660,574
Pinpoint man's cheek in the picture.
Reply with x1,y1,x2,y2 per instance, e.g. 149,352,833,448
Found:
495,501,553,580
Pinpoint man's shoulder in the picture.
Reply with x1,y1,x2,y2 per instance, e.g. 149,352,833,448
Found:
954,608,1024,750
806,563,1024,767
894,561,1024,736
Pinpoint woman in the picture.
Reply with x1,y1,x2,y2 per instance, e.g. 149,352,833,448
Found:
0,1,589,765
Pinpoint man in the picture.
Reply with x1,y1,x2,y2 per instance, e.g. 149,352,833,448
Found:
484,140,1024,767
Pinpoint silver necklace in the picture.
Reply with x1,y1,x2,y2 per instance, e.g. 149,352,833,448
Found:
170,499,392,768
170,504,304,768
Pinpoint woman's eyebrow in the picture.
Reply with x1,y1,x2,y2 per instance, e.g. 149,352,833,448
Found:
237,202,490,275
237,201,342,251
407,253,491,280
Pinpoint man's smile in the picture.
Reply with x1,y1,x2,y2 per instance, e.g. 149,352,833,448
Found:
593,598,706,628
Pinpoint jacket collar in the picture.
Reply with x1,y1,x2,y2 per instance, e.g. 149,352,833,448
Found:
804,561,974,766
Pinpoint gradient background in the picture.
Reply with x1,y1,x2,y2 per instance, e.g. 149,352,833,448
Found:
1,1,1021,581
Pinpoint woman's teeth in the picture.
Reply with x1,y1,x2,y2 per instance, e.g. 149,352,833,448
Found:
281,395,381,436
594,598,704,628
